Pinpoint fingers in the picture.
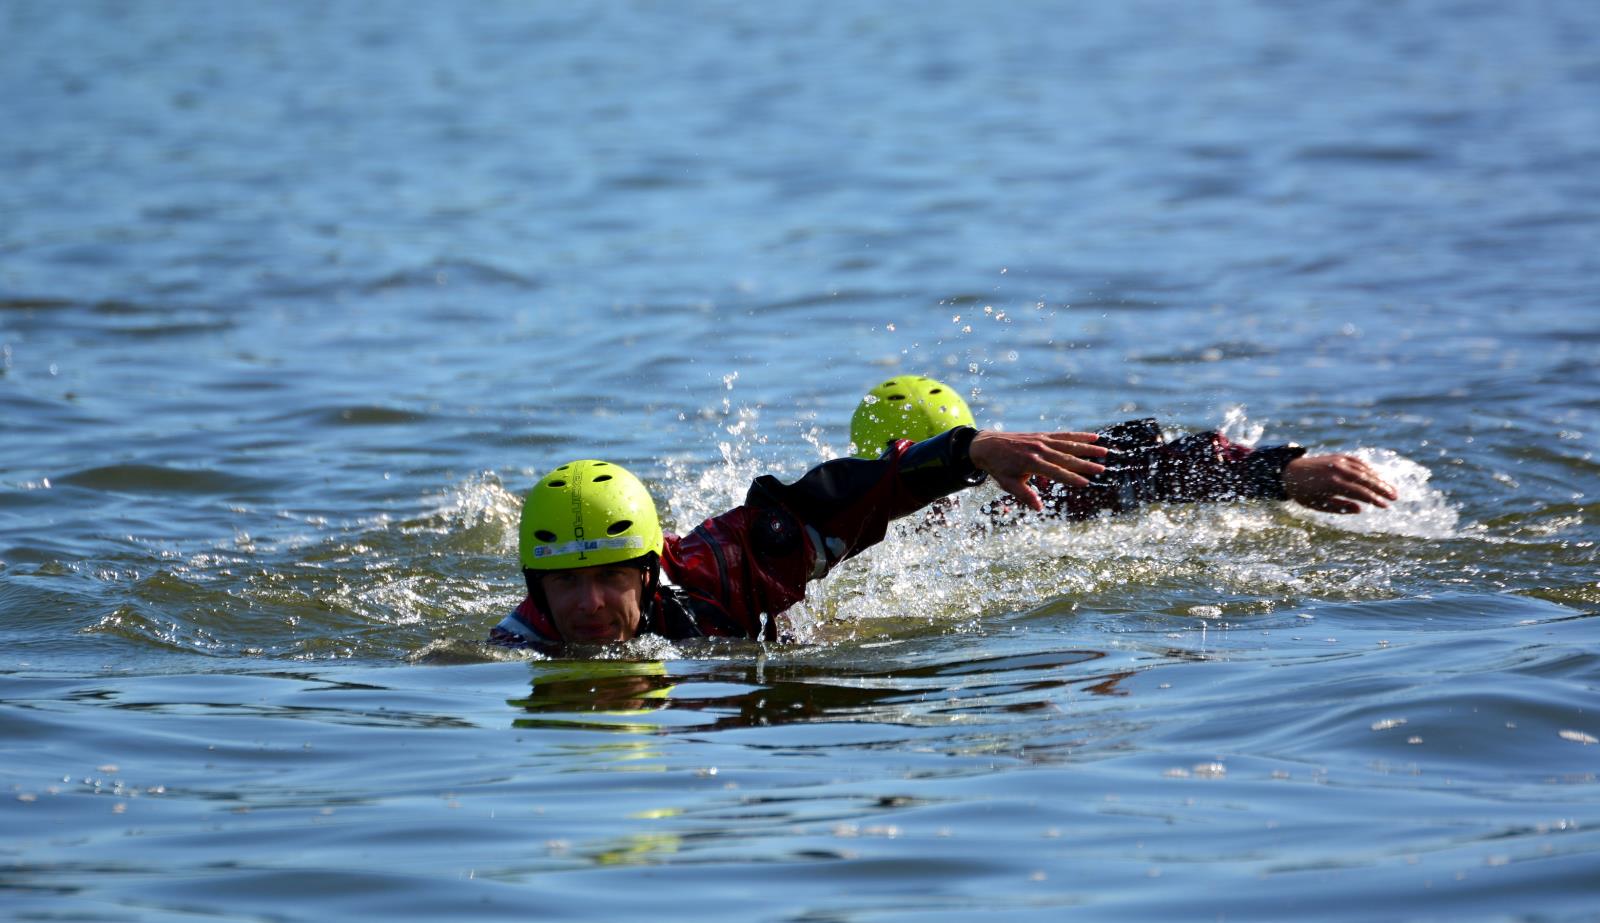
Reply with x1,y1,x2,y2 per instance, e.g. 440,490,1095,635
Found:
1341,481,1394,509
1045,431,1107,446
992,473,1044,512
1330,457,1398,510
1029,440,1109,487
1359,463,1399,503
1286,454,1400,514
968,431,1109,506
1307,495,1361,514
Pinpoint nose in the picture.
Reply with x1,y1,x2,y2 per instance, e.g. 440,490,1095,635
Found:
574,575,607,613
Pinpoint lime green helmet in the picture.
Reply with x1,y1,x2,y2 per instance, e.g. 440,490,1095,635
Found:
519,460,664,571
850,375,976,458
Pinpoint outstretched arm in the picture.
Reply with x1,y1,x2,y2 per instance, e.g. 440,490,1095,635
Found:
1007,419,1390,521
969,430,1109,511
691,426,1110,629
1282,454,1397,514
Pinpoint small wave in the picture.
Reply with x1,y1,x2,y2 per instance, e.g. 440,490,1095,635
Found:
408,637,532,665
325,405,431,426
98,319,238,339
258,404,434,428
55,464,274,497
753,288,910,314
1217,623,1600,779
0,296,75,312
407,471,522,543
359,259,539,293
1131,340,1275,365
1292,143,1437,164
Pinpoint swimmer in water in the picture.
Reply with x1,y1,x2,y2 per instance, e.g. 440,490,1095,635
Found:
848,375,1397,520
489,424,1110,651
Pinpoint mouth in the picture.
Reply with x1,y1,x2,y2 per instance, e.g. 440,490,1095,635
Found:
567,624,619,643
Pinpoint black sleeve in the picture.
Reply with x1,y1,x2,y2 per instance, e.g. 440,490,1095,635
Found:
743,426,985,524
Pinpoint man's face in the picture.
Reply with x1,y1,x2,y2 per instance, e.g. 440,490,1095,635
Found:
541,563,647,643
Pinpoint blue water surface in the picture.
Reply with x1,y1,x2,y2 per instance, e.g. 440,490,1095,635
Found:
2,1,1598,920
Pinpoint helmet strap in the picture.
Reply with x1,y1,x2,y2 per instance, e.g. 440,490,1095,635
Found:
523,567,551,625
637,552,663,634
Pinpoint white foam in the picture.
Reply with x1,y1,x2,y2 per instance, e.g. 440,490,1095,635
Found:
1288,448,1461,539
414,470,522,548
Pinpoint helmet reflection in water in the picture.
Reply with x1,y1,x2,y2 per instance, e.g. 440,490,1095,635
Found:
508,660,674,730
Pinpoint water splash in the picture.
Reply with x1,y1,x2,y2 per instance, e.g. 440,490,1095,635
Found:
1288,447,1461,538
85,409,1466,663
646,407,1471,646
1216,404,1266,447
407,470,522,550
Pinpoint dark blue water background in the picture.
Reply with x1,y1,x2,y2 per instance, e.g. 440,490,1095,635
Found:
3,1,1597,920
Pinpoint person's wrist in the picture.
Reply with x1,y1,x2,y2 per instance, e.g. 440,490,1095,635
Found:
952,426,981,468
1242,444,1307,500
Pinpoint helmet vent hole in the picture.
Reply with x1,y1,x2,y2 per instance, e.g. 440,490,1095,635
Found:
592,474,613,483
534,529,557,542
607,520,632,536
548,479,567,488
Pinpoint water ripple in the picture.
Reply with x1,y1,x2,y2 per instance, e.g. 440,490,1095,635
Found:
54,464,274,496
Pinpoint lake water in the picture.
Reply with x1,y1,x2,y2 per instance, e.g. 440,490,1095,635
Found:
3,1,1598,920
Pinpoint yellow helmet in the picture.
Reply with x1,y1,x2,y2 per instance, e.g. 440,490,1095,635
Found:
519,460,664,571
850,375,976,458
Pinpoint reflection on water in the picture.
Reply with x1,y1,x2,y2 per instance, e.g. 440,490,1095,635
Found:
3,601,1596,920
508,660,675,735
509,649,1141,738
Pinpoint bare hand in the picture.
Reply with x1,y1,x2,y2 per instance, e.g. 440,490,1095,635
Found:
1282,454,1398,514
969,430,1109,511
